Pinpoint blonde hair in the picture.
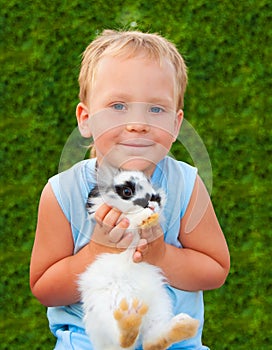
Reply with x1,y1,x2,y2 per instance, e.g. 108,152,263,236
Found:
78,29,188,109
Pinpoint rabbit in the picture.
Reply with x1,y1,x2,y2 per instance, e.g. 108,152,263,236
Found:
78,168,199,350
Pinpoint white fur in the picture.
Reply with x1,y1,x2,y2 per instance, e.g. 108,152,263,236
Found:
79,169,198,349
79,252,173,349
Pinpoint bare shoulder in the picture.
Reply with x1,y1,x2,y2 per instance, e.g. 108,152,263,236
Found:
36,182,73,253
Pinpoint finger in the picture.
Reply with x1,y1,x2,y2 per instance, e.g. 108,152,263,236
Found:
140,227,153,240
137,238,148,251
133,251,143,263
136,239,148,257
102,208,123,232
94,204,112,225
116,232,133,249
140,224,163,242
108,218,130,243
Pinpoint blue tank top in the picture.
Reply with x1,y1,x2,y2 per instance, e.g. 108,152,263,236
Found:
48,156,208,349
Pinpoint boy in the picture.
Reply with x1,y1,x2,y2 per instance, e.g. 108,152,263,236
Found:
30,30,230,349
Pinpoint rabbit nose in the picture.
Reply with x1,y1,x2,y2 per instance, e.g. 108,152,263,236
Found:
133,195,150,208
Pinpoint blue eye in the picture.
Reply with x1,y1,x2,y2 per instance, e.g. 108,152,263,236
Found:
150,106,164,113
112,103,126,111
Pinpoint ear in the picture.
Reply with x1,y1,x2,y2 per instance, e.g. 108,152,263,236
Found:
76,102,92,138
172,109,183,141
96,162,118,189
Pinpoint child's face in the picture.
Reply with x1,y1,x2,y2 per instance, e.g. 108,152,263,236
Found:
77,54,183,175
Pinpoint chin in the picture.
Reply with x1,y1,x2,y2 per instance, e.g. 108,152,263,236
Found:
119,158,157,175
97,152,165,175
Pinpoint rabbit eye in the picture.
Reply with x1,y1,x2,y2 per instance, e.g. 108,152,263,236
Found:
122,187,133,198
115,181,135,200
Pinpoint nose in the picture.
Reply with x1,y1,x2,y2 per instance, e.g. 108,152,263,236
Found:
133,194,151,208
126,122,150,133
125,103,150,133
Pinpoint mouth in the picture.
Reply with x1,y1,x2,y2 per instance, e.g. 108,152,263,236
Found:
119,139,155,148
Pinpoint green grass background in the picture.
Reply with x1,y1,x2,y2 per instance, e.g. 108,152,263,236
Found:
1,0,271,349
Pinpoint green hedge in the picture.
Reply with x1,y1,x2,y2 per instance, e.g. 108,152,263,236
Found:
1,0,271,348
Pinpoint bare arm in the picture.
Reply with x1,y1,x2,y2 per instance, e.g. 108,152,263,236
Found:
30,183,130,307
30,175,230,307
135,175,230,291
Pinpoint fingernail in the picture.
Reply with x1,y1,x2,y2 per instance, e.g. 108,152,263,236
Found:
122,218,130,226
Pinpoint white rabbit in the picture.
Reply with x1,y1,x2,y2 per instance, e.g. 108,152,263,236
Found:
78,168,199,350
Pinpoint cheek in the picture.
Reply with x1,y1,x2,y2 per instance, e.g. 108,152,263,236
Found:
92,124,120,144
155,129,176,147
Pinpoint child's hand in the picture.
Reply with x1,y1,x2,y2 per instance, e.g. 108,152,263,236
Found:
133,224,166,265
89,204,132,254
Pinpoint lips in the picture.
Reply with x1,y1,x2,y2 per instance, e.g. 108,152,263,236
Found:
119,139,155,147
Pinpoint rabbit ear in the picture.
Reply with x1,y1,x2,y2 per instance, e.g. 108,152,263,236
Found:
96,162,118,191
